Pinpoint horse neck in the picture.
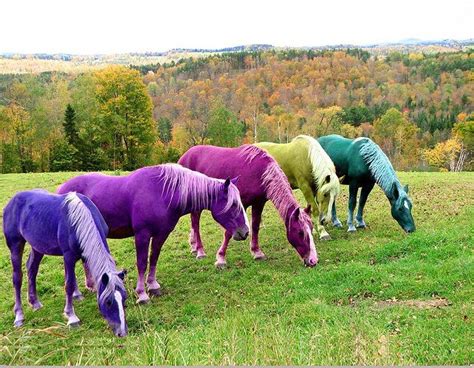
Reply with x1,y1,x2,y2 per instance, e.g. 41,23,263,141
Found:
178,177,221,215
262,163,299,221
81,240,116,285
360,141,401,200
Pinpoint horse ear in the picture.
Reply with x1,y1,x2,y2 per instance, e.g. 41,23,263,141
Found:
224,178,231,189
117,269,127,280
339,175,345,183
231,176,239,185
293,207,301,219
101,273,109,287
392,183,400,200
404,184,409,194
304,205,311,215
325,175,331,184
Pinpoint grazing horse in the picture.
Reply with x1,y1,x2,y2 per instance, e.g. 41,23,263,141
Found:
179,145,318,268
3,190,128,337
58,164,249,303
255,135,341,240
318,135,416,233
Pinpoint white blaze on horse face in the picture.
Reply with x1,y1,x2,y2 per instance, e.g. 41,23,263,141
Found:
306,224,318,261
114,291,125,333
404,200,409,210
239,199,250,230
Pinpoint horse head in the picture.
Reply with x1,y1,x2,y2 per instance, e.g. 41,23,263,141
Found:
389,183,416,233
210,178,249,241
316,173,341,225
97,270,128,337
285,207,318,267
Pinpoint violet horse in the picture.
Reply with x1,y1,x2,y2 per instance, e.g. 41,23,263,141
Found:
3,190,128,337
58,164,249,303
179,145,318,268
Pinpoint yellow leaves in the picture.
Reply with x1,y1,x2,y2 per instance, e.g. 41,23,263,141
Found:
423,138,462,171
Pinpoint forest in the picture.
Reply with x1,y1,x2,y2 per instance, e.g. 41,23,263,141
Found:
0,48,473,173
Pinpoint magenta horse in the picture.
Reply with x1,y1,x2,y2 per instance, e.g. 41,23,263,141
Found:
179,145,318,268
58,164,249,303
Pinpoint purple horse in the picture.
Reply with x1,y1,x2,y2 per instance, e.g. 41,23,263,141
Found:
58,164,249,303
3,190,128,337
179,145,318,268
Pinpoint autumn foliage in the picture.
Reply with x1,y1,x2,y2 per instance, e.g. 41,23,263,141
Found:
0,49,473,172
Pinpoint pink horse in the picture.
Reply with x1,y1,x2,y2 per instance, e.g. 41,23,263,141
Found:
179,145,318,268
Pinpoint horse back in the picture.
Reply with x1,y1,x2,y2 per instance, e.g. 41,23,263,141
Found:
318,135,372,184
179,145,268,206
3,191,65,255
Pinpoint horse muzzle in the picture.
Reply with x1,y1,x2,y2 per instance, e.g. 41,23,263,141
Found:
304,256,318,267
112,324,128,338
233,228,249,241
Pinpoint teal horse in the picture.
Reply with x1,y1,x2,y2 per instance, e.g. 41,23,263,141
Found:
318,135,415,233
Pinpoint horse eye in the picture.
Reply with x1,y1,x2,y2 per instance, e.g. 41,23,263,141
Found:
298,231,304,237
106,299,113,307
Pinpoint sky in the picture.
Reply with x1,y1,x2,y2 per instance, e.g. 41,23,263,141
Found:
1,0,472,54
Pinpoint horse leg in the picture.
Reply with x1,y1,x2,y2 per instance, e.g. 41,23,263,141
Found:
82,261,96,292
189,211,206,259
26,249,44,310
356,182,375,228
147,233,169,296
215,230,232,269
300,183,330,240
63,255,80,327
331,200,343,228
250,202,268,259
135,230,152,304
347,182,359,232
8,237,25,327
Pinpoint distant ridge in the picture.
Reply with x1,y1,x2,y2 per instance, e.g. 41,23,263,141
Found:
1,39,472,59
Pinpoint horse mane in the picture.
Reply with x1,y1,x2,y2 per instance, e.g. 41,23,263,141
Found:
293,135,340,193
63,192,123,300
358,138,400,195
154,164,240,213
239,145,300,220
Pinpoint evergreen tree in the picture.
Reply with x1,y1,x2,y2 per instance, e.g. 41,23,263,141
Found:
64,104,79,147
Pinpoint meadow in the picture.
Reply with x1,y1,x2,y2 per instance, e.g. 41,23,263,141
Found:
0,171,472,365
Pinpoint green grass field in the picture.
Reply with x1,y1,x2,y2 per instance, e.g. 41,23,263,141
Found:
0,171,472,365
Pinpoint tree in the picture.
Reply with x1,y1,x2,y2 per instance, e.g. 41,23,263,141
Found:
64,104,79,146
207,103,244,147
372,108,420,169
157,117,173,143
93,66,156,170
423,138,463,171
0,103,35,172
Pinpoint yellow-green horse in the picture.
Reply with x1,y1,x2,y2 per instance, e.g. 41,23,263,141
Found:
255,135,342,240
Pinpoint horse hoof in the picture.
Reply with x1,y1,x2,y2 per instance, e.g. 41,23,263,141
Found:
320,234,331,241
14,318,24,328
347,227,357,233
356,223,367,229
73,294,84,301
333,222,343,229
136,295,150,304
149,288,161,297
190,249,197,255
215,261,227,269
196,253,207,259
31,301,43,311
68,321,80,328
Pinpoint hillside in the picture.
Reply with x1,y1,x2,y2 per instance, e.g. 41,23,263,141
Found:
1,39,472,74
